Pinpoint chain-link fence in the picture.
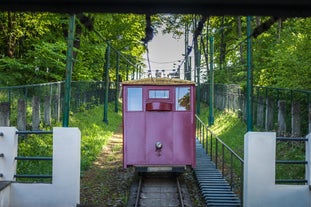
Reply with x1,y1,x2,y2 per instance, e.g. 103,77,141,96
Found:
200,83,311,137
2,81,310,136
0,81,116,130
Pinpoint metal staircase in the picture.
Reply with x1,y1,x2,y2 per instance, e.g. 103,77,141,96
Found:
195,140,241,206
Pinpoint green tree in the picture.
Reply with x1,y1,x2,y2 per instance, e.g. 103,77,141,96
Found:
254,18,311,89
0,12,147,86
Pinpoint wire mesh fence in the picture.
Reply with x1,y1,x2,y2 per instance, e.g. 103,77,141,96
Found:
0,81,116,130
200,83,311,137
1,80,311,136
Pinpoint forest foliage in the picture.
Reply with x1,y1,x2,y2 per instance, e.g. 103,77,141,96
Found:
0,13,310,90
0,12,146,85
160,15,310,90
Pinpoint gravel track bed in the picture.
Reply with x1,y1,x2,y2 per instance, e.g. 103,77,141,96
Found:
80,128,207,207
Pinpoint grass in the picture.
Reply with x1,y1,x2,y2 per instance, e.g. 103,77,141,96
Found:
17,133,54,183
16,102,122,182
275,141,306,183
199,103,246,157
16,101,305,184
199,103,306,184
70,102,122,171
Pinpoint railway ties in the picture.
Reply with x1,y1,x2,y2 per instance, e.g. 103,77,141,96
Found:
128,173,192,207
195,140,241,207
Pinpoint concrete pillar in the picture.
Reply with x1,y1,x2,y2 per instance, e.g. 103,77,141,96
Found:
237,96,246,121
44,96,51,126
32,96,40,130
244,132,310,207
0,103,10,127
52,95,60,123
256,97,264,128
265,98,274,131
307,133,311,190
10,127,81,207
225,86,229,111
17,100,26,131
52,82,61,123
215,93,220,109
278,100,286,136
244,132,276,206
291,102,301,137
0,127,18,181
52,127,81,205
233,89,240,112
222,91,226,110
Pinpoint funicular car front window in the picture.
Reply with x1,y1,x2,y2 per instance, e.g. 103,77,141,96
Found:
176,87,191,111
127,87,142,111
149,90,169,99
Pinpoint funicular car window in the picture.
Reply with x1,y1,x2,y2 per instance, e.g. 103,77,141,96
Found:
176,87,191,111
149,90,169,99
127,87,142,111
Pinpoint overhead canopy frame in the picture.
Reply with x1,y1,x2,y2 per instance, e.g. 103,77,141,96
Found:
1,0,311,17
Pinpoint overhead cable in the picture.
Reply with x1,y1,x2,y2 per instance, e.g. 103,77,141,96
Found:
141,14,155,72
176,15,207,72
77,13,139,68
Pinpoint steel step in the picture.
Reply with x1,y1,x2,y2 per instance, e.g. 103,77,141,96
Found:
195,139,241,207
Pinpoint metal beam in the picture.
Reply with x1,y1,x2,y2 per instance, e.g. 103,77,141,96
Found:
1,0,310,16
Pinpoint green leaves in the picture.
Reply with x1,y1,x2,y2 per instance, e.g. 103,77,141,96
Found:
254,18,311,89
0,12,147,86
0,57,33,85
0,12,309,91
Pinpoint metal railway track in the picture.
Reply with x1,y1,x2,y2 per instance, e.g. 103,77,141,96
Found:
127,173,192,207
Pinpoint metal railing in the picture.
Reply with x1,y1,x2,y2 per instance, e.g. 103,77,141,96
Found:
196,115,244,203
15,130,53,182
275,137,308,184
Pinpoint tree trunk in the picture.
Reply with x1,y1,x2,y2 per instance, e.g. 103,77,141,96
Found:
256,17,261,27
219,16,226,70
237,16,244,64
201,17,209,72
7,11,15,58
73,17,82,68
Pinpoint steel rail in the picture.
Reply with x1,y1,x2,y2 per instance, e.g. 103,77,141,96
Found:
176,177,185,207
134,176,143,207
132,175,187,207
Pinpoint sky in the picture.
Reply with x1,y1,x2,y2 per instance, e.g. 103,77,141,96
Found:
142,31,191,78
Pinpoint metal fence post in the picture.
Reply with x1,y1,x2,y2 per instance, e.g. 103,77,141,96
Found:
103,44,110,124
208,36,214,126
115,52,120,113
126,64,129,81
63,14,76,127
246,16,253,132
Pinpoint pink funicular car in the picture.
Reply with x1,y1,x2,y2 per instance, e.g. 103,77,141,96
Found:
122,78,196,172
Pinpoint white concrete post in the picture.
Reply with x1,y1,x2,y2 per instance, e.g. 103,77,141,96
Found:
307,133,311,190
243,132,276,206
0,127,18,181
244,132,310,207
52,127,81,206
10,127,81,207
